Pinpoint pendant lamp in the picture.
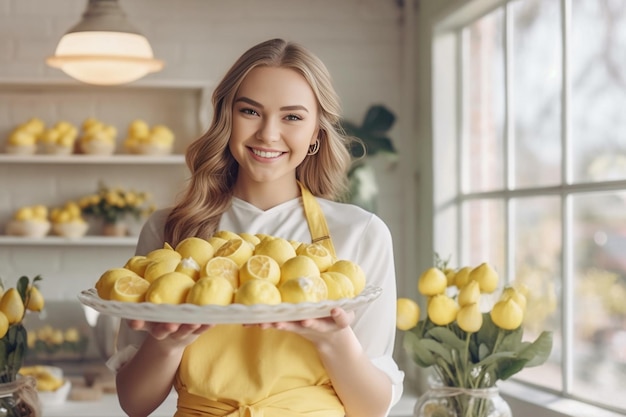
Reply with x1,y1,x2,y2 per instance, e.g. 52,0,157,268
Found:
46,0,164,85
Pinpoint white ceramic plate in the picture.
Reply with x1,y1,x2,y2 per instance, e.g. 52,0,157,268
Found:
77,285,382,324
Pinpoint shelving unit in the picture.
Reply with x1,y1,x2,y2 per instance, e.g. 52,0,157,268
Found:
0,78,212,297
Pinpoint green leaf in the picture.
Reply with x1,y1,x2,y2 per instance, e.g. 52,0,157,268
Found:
478,343,490,361
519,331,553,367
493,358,529,381
476,313,499,352
420,338,453,365
403,332,436,367
16,276,29,304
427,326,467,354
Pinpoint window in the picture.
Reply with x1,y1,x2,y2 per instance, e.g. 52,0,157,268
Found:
431,0,626,414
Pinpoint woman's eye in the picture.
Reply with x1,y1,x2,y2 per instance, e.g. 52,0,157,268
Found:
285,114,302,121
240,108,258,116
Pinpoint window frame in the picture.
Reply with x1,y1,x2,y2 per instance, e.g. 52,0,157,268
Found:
427,0,626,416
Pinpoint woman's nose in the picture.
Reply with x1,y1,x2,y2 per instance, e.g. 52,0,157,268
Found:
256,118,280,142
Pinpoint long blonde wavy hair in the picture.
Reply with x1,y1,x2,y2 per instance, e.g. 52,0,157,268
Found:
164,38,354,247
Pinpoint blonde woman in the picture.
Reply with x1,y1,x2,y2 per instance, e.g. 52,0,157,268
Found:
112,38,404,417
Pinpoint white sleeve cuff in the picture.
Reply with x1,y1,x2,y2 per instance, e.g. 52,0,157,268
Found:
106,344,138,373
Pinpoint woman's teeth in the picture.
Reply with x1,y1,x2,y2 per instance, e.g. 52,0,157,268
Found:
252,149,282,158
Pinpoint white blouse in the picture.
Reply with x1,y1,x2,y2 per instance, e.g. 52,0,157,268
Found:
114,195,405,408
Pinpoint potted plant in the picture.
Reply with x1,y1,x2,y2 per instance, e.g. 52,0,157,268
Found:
341,104,397,212
78,182,155,236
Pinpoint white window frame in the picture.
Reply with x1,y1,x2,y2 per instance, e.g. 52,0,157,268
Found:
426,1,626,416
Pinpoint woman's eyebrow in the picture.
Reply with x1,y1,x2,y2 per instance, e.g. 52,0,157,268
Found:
234,97,309,113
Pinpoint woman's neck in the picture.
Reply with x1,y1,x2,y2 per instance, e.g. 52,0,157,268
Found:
232,178,300,211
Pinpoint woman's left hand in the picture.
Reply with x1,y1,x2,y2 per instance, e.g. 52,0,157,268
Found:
253,307,355,344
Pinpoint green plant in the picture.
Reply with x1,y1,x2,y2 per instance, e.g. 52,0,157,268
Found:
341,104,397,211
79,182,155,224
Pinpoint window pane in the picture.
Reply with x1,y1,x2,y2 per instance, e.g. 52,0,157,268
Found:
465,8,505,193
572,1,626,183
512,0,562,188
573,192,626,410
511,196,562,390
462,199,505,272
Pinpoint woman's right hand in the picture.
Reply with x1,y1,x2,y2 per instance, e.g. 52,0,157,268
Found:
128,320,213,349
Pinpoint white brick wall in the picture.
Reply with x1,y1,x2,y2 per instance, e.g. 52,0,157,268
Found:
0,0,412,301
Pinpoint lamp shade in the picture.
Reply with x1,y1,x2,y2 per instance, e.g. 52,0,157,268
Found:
46,0,164,85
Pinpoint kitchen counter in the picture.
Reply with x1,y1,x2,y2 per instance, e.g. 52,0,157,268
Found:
43,391,418,417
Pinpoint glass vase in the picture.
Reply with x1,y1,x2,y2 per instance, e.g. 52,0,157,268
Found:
413,386,512,417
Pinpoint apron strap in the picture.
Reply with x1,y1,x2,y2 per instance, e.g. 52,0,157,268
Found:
297,181,337,259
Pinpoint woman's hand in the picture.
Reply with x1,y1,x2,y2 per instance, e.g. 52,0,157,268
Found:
256,307,355,346
128,320,213,350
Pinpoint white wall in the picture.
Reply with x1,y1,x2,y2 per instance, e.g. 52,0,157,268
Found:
0,0,415,301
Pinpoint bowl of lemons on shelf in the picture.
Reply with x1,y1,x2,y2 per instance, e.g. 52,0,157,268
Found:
123,119,175,156
5,205,51,238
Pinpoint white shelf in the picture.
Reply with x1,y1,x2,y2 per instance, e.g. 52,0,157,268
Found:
0,154,186,165
0,236,137,247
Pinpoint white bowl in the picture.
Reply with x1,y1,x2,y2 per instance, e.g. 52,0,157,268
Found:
81,139,115,156
40,143,73,155
38,379,71,406
5,144,36,155
5,220,51,238
52,221,89,239
133,142,173,156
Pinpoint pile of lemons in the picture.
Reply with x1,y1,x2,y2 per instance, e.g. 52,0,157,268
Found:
123,119,175,155
78,117,118,155
19,366,65,392
96,231,366,306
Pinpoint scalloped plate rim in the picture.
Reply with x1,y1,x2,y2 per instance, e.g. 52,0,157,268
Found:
77,285,382,324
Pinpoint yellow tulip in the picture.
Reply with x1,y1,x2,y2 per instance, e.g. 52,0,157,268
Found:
456,303,483,333
490,298,523,330
396,298,420,331
501,286,527,311
457,280,480,307
469,262,499,293
418,267,448,296
453,266,472,288
427,294,459,325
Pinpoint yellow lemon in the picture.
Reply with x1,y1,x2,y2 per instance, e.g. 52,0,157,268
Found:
457,280,480,307
95,268,140,299
427,294,459,326
175,237,215,269
320,271,355,300
254,237,296,266
163,242,175,250
143,257,181,283
279,255,320,284
239,233,261,247
469,262,499,293
255,233,274,242
25,285,45,312
418,267,447,296
186,277,234,306
213,230,242,241
214,238,253,267
0,288,25,324
124,255,151,276
490,298,523,330
145,247,182,263
289,240,303,252
110,275,150,303
175,257,201,281
444,268,456,287
296,243,334,272
234,280,281,305
240,255,281,286
327,260,366,295
279,276,328,303
396,298,420,331
0,311,8,338
208,236,228,252
145,272,196,305
202,256,240,289
456,303,483,333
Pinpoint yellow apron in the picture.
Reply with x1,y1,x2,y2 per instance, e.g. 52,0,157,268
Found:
173,183,345,417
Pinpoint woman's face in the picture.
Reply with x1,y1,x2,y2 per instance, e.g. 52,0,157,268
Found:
229,66,319,187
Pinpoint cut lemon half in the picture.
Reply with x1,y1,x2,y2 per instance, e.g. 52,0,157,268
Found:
214,238,253,267
240,255,281,286
297,243,333,272
111,275,150,303
202,256,240,289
